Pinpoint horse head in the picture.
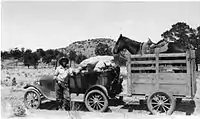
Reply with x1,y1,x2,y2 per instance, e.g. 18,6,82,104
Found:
113,34,146,54
113,34,126,54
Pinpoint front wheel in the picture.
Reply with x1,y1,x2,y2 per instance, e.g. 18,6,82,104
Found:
84,90,108,112
24,89,41,109
147,92,176,115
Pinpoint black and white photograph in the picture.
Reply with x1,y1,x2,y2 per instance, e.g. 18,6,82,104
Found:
1,0,200,119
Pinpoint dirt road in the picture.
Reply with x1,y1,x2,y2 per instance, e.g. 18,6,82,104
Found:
1,67,200,119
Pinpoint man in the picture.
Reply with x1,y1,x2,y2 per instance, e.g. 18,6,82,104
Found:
149,38,170,53
54,57,72,110
141,38,155,55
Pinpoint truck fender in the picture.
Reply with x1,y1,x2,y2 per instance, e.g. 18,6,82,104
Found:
84,85,109,100
24,84,42,95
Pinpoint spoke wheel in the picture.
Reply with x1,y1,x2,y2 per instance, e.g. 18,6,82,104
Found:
24,90,41,109
147,92,175,115
84,90,108,112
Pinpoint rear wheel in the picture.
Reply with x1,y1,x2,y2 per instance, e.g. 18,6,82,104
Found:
147,92,175,115
24,89,41,109
84,90,108,112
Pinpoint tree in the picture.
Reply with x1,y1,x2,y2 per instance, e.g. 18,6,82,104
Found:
55,51,66,60
45,49,55,58
68,50,77,66
161,22,196,49
23,49,32,68
196,26,200,49
195,26,200,71
53,50,60,58
36,48,45,59
161,22,200,71
43,49,55,64
1,51,10,60
10,48,23,66
23,49,40,69
21,47,25,56
42,49,65,67
10,48,23,60
31,52,40,69
75,53,87,64
95,43,112,56
43,54,52,64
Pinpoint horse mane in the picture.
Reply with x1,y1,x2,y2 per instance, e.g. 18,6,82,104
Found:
113,34,145,55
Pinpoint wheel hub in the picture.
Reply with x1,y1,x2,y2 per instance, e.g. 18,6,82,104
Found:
158,100,164,105
94,98,99,103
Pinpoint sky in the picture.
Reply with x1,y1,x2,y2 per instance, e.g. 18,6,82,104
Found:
1,1,200,51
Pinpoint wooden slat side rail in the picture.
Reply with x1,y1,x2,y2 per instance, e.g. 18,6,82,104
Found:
132,57,186,61
155,51,159,90
130,53,186,58
131,60,186,64
131,67,156,70
131,58,156,61
131,67,187,70
159,53,186,57
191,50,197,97
186,50,191,96
159,66,187,70
159,60,187,64
187,50,196,98
127,54,132,95
131,64,156,67
131,61,156,64
131,54,156,58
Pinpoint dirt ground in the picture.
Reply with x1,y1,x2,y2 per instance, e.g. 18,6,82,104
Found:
1,66,200,119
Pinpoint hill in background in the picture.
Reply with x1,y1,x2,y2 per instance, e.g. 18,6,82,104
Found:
57,38,117,57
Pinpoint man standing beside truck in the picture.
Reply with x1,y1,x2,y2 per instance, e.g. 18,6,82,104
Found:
54,57,72,110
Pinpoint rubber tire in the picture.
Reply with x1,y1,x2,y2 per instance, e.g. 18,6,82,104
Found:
24,89,41,109
147,92,176,115
84,89,108,112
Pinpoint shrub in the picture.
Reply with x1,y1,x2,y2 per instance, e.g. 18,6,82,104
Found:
75,53,87,64
12,77,17,86
95,43,112,56
12,99,27,117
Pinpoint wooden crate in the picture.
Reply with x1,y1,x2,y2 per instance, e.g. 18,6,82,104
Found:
127,50,196,98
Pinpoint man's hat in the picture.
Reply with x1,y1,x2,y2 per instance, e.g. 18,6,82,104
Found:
58,57,69,65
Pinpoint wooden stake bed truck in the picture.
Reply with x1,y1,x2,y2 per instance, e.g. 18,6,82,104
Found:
125,50,197,115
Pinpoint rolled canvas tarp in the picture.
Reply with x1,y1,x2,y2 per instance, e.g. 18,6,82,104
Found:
79,55,116,71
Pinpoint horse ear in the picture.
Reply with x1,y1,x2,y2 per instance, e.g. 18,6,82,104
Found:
120,34,122,37
148,38,152,42
148,38,152,43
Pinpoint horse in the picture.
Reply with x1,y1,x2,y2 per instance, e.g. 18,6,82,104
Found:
149,38,187,53
150,38,198,71
113,34,198,71
113,34,155,55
